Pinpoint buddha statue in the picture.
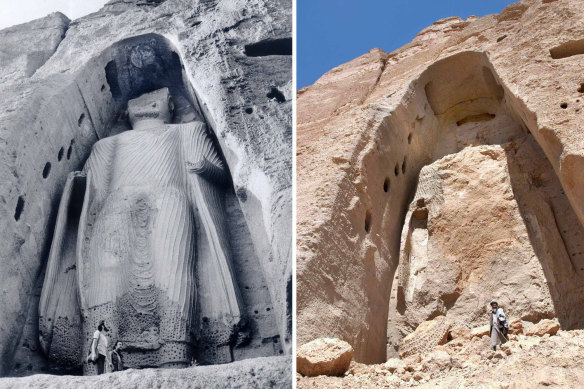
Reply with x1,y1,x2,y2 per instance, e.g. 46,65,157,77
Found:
39,87,242,374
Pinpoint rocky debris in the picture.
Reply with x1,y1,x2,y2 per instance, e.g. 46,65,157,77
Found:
471,325,491,338
0,356,291,389
509,318,523,335
421,350,451,374
525,319,560,337
383,358,400,373
297,330,584,388
296,338,353,377
399,317,450,358
448,327,471,341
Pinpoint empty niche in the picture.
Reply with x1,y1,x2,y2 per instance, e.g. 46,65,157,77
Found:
58,147,64,161
42,162,51,178
383,177,390,193
267,87,286,103
14,196,25,221
394,163,399,176
67,140,74,160
365,210,372,233
244,38,292,56
104,34,209,129
550,39,584,59
402,158,407,174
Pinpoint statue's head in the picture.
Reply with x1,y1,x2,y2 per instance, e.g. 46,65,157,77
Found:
127,87,174,127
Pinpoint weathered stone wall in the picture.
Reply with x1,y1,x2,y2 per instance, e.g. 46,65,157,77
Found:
297,0,584,363
0,0,291,375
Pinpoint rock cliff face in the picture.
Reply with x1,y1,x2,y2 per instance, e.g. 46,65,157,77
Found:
0,0,291,376
297,0,584,364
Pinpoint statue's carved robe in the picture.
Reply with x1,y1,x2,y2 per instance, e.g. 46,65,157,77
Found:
39,122,242,371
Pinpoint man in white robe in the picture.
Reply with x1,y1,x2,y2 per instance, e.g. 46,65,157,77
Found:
489,301,508,350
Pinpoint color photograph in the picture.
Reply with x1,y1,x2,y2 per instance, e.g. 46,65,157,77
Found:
296,0,584,387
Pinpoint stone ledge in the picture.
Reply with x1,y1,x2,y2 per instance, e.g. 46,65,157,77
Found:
0,356,291,389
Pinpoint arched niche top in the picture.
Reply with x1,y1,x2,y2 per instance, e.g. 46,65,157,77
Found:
422,51,504,124
102,33,206,137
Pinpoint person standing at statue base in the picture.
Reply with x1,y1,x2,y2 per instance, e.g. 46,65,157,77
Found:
89,320,110,374
110,341,124,372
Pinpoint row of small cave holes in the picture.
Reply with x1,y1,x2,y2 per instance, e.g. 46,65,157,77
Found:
365,133,412,233
559,84,584,110
244,87,287,114
13,139,76,221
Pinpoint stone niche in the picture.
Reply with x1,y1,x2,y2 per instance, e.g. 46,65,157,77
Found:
9,33,281,375
384,51,584,358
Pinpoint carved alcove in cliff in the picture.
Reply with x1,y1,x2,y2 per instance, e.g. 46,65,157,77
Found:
378,51,584,358
15,33,280,375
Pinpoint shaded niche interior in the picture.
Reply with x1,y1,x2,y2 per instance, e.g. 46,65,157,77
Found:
104,34,209,136
244,38,292,57
12,33,280,376
384,51,584,358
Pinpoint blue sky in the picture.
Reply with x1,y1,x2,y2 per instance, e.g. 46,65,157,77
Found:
297,0,518,89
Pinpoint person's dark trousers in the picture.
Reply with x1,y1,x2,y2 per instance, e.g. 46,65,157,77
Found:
96,354,106,374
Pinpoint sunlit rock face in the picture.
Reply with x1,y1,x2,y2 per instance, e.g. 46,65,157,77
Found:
0,0,291,377
297,0,584,364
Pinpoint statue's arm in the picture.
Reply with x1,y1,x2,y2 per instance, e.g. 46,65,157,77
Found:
39,171,86,365
186,158,228,184
181,123,229,186
181,123,242,318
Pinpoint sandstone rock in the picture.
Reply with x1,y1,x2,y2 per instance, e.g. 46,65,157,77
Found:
297,0,584,365
449,327,471,340
402,354,421,372
0,0,292,376
509,318,524,335
471,325,491,339
399,316,450,358
421,350,452,373
0,12,69,82
525,319,560,337
296,338,353,377
383,358,400,373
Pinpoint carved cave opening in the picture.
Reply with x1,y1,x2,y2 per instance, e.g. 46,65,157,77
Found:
353,51,584,361
12,33,280,376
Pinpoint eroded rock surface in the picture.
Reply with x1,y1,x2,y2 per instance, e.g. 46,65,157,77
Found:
0,355,291,389
386,140,583,356
525,319,561,337
297,329,584,388
297,0,584,364
296,338,353,377
0,0,291,377
399,317,450,359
